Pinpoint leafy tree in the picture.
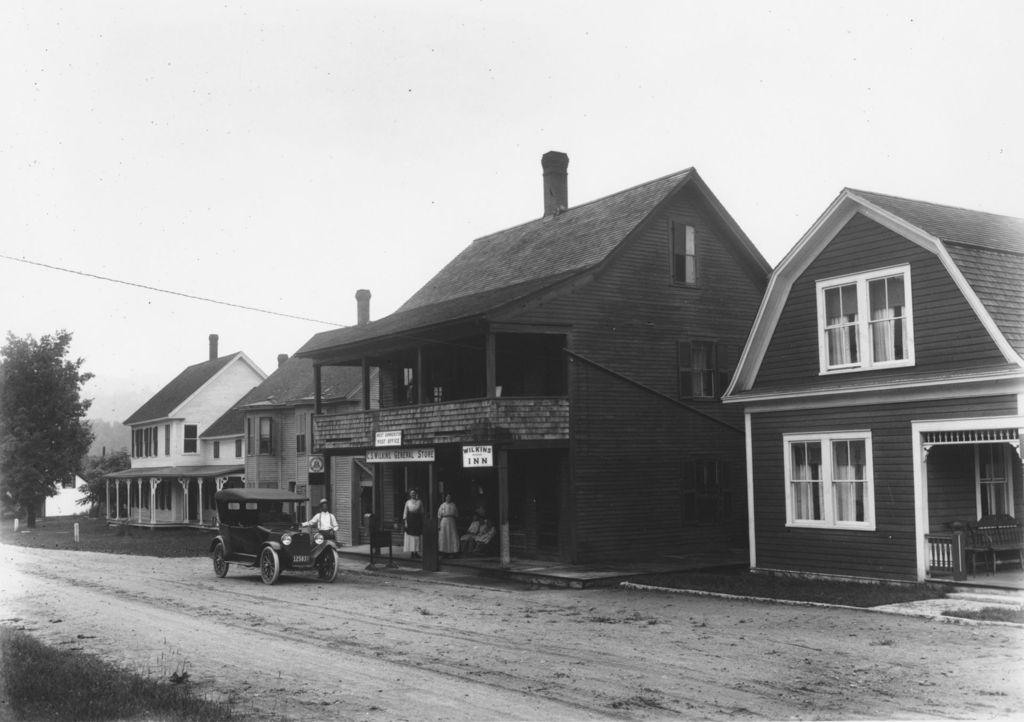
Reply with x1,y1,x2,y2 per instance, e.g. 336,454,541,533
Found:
0,331,94,527
79,449,131,513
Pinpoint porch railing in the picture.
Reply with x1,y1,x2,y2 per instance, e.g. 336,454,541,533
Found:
925,532,967,580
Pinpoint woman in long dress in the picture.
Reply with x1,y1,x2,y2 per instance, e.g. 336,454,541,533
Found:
437,492,459,557
402,489,423,559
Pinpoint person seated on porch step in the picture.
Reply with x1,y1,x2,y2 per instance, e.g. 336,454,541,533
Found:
472,517,496,554
460,512,483,553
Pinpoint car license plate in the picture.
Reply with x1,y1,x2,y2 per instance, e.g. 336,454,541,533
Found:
292,555,309,563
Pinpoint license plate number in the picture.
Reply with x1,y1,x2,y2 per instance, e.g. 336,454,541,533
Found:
292,555,309,563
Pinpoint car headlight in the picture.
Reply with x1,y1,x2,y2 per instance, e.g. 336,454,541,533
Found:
313,532,324,545
281,534,292,546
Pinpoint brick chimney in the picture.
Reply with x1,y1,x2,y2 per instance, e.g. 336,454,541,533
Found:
277,354,288,368
356,289,371,326
542,151,569,218
208,334,219,360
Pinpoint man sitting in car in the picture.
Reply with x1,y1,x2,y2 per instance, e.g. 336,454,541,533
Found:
302,498,339,540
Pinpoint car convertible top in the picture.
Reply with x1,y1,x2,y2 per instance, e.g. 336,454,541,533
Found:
213,488,307,504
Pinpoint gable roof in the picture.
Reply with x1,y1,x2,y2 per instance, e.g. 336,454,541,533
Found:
123,352,262,426
299,167,769,360
202,355,366,438
727,189,1024,397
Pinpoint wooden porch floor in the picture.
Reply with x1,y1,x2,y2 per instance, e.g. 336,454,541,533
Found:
929,568,1024,591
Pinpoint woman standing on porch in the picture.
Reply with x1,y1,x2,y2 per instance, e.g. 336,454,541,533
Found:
402,489,423,560
438,492,459,557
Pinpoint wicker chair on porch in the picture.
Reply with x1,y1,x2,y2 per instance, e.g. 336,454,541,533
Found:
950,521,993,577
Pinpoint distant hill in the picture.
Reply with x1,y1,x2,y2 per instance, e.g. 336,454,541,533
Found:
89,419,130,457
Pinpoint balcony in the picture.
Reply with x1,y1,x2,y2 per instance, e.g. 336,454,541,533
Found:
313,397,570,452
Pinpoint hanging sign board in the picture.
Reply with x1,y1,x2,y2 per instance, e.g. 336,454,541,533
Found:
366,447,435,463
308,455,325,473
462,445,493,467
375,430,403,447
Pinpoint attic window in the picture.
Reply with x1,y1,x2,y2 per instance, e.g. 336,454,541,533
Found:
816,265,915,374
671,221,697,285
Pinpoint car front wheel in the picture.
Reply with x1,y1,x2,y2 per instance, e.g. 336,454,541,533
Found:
319,547,339,583
212,542,229,578
260,547,280,585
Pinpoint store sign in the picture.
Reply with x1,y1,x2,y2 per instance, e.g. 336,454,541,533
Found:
308,455,325,473
375,430,403,447
462,445,493,467
366,447,435,463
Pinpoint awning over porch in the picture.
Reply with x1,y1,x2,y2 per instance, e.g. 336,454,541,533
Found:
104,465,245,479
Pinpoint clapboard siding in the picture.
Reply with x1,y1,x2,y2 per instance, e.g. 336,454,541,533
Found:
751,395,1018,581
496,185,764,561
570,360,747,560
754,213,1006,389
925,446,976,532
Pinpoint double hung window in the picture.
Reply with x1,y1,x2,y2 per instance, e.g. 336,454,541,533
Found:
977,444,1013,517
681,460,731,524
183,424,198,454
816,266,913,373
258,417,273,455
678,341,732,399
671,221,697,285
296,412,307,454
784,431,874,529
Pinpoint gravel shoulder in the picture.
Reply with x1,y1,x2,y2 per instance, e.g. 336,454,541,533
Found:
1,544,1022,721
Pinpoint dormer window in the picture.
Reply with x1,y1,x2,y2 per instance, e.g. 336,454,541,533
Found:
816,265,914,374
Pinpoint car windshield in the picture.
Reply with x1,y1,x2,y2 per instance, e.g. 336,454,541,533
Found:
257,502,294,525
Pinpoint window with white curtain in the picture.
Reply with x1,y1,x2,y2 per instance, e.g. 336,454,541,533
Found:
816,266,913,374
784,431,874,529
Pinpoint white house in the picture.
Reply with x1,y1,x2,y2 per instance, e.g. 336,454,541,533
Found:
104,335,266,526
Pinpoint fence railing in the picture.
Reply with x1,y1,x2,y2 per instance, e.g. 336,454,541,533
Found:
925,532,967,580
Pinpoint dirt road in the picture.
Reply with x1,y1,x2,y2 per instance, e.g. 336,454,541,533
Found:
1,545,1021,721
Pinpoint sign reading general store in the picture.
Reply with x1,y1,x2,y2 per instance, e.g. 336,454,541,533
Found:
462,445,493,467
366,447,435,463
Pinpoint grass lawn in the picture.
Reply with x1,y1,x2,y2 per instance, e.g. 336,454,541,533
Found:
627,568,949,608
0,626,235,721
0,515,214,557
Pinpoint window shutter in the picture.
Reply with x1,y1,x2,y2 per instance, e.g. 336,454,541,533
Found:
678,341,692,398
720,462,732,519
717,343,731,397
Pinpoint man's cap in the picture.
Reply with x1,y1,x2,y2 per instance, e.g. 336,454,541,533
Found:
319,498,328,504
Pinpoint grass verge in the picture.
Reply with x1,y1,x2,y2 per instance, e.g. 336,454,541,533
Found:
0,627,234,721
0,515,213,557
941,606,1024,624
628,569,949,607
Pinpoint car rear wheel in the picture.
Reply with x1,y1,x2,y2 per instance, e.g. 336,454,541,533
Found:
319,547,339,583
260,547,280,585
212,542,229,578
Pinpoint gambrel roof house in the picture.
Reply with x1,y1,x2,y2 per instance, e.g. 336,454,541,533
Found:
105,335,266,527
298,152,771,567
725,189,1024,583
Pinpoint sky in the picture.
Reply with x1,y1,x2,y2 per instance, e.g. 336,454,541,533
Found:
2,1,1022,421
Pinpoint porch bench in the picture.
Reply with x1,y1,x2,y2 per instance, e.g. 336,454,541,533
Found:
969,514,1024,574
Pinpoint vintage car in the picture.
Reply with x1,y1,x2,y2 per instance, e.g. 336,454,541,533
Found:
210,488,340,585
